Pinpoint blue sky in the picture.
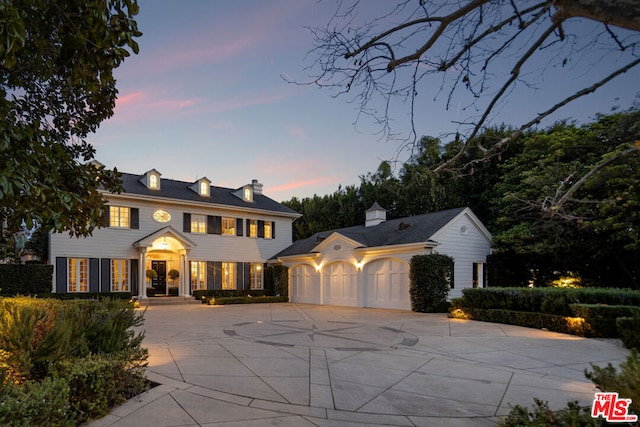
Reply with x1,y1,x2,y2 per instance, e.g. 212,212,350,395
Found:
90,1,639,202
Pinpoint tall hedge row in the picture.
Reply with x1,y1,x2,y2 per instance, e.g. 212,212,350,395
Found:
0,264,52,296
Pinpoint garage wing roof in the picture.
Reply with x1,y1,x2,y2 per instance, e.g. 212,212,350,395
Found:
274,207,468,258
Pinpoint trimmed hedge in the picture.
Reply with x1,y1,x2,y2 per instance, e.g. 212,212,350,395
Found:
410,254,454,313
570,304,640,338
457,287,640,316
617,315,640,350
39,292,132,301
206,296,288,305
449,307,588,336
0,264,53,296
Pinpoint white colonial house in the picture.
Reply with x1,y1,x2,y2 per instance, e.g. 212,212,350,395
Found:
273,203,492,310
49,167,300,298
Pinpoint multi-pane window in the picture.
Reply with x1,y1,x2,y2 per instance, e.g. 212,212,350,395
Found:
222,262,235,290
111,259,129,292
264,221,272,239
191,214,206,233
191,261,206,291
110,206,130,228
68,258,88,293
199,181,208,196
249,263,263,289
244,188,252,201
248,219,257,237
222,217,235,235
149,174,158,189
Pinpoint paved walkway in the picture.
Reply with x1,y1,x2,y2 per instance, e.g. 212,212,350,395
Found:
90,303,629,426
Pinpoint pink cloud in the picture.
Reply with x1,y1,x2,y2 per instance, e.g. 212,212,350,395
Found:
269,176,339,193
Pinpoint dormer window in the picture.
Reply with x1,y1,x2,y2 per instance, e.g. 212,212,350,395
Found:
244,187,252,202
140,169,162,190
189,177,211,197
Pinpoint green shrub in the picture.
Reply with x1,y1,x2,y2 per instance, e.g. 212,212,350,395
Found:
449,307,588,336
617,314,640,350
53,351,148,424
272,265,289,297
458,287,640,316
0,264,53,296
410,254,454,313
497,398,606,426
570,304,640,338
0,376,72,427
585,349,640,418
39,292,132,301
207,296,289,305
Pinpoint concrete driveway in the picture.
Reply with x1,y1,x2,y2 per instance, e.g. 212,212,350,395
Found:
90,303,629,426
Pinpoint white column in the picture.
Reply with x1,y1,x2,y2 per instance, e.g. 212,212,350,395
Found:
139,248,148,299
318,265,324,305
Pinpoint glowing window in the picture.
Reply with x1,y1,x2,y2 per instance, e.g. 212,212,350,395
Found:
149,174,158,189
191,261,206,291
111,259,130,292
244,187,252,201
250,263,263,290
68,258,88,293
264,221,272,239
222,262,236,290
200,181,208,196
222,217,235,235
248,219,257,238
191,214,206,233
110,206,130,228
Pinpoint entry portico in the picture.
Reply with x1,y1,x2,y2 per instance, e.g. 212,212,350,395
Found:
133,226,196,298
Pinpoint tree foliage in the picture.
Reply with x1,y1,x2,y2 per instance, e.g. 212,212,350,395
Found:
0,0,142,237
300,0,640,217
282,108,640,288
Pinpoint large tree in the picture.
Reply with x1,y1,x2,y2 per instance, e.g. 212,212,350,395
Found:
0,0,141,237
302,0,639,217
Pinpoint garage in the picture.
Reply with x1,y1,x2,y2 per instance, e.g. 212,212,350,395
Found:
322,262,357,306
290,264,318,304
364,259,410,310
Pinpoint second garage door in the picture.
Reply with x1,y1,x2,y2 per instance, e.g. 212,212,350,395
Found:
323,262,357,306
364,259,410,310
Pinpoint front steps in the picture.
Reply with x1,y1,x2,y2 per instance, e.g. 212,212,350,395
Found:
138,296,201,307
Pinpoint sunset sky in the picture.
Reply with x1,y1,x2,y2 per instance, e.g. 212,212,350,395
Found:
90,1,639,202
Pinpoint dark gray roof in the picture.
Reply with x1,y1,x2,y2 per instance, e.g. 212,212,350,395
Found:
274,207,467,258
115,173,299,216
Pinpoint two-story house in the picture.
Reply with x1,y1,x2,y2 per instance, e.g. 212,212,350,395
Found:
49,167,300,298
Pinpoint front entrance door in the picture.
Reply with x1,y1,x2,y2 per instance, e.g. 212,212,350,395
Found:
151,261,167,295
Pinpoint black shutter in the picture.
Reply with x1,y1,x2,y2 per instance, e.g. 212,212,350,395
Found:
101,258,110,293
131,259,139,296
206,261,215,290
243,263,251,290
236,262,244,290
89,258,99,293
257,220,264,238
213,216,222,235
130,208,139,229
104,207,110,228
214,262,222,290
245,219,250,237
271,222,275,239
56,257,67,293
236,218,243,237
183,213,191,232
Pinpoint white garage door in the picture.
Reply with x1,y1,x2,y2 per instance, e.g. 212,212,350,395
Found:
323,262,357,306
364,259,410,310
290,264,318,304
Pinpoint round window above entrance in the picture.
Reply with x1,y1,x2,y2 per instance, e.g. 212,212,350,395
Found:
153,209,172,223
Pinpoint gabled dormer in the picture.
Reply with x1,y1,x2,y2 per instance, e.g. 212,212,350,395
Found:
189,177,211,197
140,169,162,190
232,179,262,203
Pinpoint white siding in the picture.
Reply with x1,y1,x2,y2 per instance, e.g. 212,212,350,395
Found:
430,212,492,299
